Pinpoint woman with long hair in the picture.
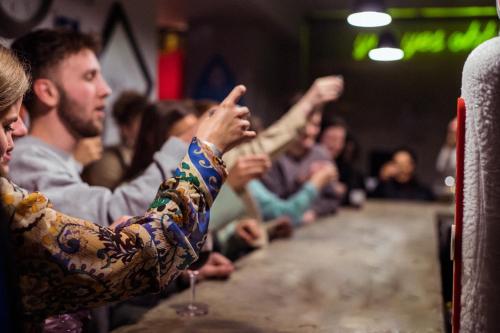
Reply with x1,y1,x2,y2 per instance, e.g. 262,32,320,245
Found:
0,44,253,329
125,101,198,181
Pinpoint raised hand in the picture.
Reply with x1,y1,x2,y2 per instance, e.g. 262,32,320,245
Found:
301,75,344,108
196,85,256,154
227,154,271,192
73,137,103,167
309,162,339,190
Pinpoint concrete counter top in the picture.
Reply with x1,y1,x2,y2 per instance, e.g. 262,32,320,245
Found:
114,201,449,333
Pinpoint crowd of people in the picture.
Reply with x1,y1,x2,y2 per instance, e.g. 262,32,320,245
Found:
0,28,456,332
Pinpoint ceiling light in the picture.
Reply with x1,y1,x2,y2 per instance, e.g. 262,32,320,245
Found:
347,0,392,27
368,31,404,61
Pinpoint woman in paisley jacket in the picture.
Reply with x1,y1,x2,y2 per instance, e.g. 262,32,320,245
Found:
0,45,254,327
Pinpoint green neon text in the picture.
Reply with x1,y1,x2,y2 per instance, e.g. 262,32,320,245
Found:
352,20,498,60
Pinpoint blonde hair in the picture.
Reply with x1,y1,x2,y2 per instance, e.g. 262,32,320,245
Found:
0,44,29,116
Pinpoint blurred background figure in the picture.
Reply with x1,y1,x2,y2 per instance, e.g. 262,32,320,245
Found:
372,148,434,201
320,116,366,207
434,117,457,199
123,100,197,181
261,109,343,224
82,91,148,189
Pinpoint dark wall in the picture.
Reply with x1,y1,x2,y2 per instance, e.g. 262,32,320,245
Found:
307,17,497,185
184,20,301,125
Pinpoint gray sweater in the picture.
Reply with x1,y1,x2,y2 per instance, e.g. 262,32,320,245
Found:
9,135,188,226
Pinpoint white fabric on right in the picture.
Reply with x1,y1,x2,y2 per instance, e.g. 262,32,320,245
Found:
460,36,500,332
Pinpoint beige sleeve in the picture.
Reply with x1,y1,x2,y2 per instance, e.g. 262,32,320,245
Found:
222,102,309,168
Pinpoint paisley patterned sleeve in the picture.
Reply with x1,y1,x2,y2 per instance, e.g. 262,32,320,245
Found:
2,138,226,320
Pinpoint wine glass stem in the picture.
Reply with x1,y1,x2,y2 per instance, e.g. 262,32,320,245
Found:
189,270,197,307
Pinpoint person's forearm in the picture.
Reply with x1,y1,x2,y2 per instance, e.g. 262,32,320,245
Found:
5,138,227,319
250,180,318,226
223,101,310,168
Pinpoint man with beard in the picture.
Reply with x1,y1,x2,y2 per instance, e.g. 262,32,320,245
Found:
8,29,253,331
9,29,189,227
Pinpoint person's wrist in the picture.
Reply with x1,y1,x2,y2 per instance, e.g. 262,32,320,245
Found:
200,139,223,158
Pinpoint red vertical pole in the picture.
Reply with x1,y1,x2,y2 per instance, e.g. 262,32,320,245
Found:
452,97,466,333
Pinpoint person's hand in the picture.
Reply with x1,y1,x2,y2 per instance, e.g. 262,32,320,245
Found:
73,137,103,167
227,154,271,192
109,215,132,229
379,161,398,181
196,85,256,153
300,76,344,109
197,252,235,281
301,210,317,225
236,218,263,245
309,162,338,189
266,216,293,241
333,181,347,198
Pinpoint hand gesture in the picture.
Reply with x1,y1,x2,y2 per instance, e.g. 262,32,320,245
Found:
301,75,344,108
266,216,293,241
73,137,103,167
379,161,398,181
196,85,256,153
236,218,263,246
309,161,338,189
197,252,235,280
227,154,271,192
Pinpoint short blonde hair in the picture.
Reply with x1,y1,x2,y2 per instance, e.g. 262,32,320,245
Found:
0,44,29,116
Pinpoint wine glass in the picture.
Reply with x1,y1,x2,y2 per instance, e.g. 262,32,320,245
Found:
175,234,213,317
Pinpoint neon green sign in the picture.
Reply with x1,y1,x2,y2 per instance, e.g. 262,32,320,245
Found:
353,20,498,60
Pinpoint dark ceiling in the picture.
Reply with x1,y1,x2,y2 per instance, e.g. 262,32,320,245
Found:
157,0,496,39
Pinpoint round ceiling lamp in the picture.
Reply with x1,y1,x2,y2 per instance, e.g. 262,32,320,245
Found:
347,0,392,28
368,31,404,61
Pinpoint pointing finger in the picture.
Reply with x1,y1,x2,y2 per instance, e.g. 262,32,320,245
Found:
222,85,246,106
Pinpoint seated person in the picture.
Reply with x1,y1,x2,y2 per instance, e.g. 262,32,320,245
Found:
0,42,253,329
372,147,435,201
320,116,366,206
434,117,457,198
261,110,344,224
248,161,337,226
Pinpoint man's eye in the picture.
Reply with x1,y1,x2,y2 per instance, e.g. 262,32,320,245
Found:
85,72,96,80
3,125,13,132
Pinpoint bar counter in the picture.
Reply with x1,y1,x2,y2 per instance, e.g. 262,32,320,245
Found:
114,201,449,333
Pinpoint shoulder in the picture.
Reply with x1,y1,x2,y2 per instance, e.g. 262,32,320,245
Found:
12,136,64,164
0,177,49,216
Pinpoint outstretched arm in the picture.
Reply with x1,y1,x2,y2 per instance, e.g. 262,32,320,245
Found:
223,76,343,168
5,85,255,320
4,139,223,319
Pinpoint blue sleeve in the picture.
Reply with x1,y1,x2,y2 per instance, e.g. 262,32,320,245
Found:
248,180,318,226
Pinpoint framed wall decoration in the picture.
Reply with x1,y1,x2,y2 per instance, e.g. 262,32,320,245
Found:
100,1,153,145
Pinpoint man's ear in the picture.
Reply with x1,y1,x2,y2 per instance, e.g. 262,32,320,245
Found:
32,78,60,108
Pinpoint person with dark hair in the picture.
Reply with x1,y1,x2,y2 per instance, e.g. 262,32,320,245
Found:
373,147,434,201
320,117,366,206
261,110,343,224
124,100,197,181
111,100,236,328
0,42,255,330
8,29,189,228
82,91,149,189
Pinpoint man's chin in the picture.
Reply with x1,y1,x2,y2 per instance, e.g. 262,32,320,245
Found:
81,124,103,138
